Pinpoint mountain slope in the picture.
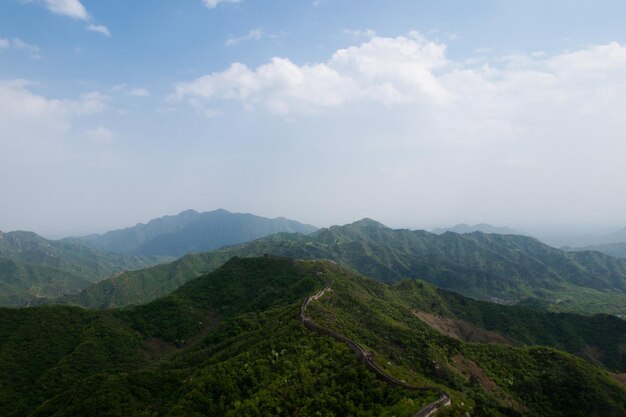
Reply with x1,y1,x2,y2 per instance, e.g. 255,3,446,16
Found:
0,231,166,306
0,257,91,306
3,257,626,417
66,219,626,315
71,208,317,257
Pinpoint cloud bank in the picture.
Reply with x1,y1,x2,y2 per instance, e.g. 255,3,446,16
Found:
175,32,450,113
168,33,626,229
174,33,626,124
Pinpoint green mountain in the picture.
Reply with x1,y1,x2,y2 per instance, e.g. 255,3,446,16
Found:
70,208,317,257
2,257,626,417
65,219,626,315
0,231,166,306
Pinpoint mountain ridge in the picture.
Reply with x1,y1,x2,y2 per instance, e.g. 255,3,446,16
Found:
431,223,522,235
62,219,626,315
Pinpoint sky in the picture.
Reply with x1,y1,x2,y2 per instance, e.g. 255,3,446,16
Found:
2,0,626,237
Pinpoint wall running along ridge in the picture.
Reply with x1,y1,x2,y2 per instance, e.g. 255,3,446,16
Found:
300,287,451,417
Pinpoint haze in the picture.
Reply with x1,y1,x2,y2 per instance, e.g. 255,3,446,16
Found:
2,0,626,237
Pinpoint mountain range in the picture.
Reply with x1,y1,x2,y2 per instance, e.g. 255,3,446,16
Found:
2,257,625,416
0,209,317,307
67,208,317,257
62,218,626,316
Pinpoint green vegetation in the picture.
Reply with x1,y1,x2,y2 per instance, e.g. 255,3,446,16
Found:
66,219,626,315
59,251,233,309
305,262,626,416
0,231,167,306
2,257,626,416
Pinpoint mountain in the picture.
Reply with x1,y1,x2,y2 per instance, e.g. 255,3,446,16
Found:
566,242,626,260
538,226,626,249
64,218,626,315
0,231,166,306
431,223,522,235
3,257,626,416
69,208,317,257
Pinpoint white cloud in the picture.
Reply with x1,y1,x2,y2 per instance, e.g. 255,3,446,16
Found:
172,31,626,166
174,32,450,114
87,24,111,37
202,0,240,9
0,38,41,59
225,29,262,47
41,0,89,20
0,80,107,136
31,0,111,36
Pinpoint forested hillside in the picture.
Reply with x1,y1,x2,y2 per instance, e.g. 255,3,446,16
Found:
2,257,626,416
0,231,166,306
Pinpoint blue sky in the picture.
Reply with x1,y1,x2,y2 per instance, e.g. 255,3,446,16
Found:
2,0,626,236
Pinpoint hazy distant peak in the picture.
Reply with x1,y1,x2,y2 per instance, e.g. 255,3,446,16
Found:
71,209,318,257
431,223,521,235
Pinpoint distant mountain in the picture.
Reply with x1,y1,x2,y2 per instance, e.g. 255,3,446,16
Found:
0,230,166,306
431,223,522,235
64,218,626,315
566,242,626,260
604,227,626,244
538,226,626,248
4,257,626,416
69,209,317,257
